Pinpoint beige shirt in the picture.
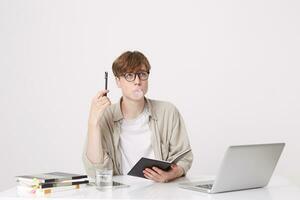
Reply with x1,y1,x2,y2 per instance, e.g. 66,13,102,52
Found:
82,97,193,178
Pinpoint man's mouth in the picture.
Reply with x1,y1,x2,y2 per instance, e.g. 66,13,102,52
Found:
133,89,144,98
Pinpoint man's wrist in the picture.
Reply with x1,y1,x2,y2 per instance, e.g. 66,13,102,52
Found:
88,123,101,134
88,119,100,127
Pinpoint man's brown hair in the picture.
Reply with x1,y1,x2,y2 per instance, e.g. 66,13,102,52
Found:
112,51,151,77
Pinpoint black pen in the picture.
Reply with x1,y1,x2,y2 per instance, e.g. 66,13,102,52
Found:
104,71,108,96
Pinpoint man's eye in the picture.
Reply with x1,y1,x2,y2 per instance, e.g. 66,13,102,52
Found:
140,72,148,77
126,73,135,78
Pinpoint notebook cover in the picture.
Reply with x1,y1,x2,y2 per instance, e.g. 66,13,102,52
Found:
127,157,171,178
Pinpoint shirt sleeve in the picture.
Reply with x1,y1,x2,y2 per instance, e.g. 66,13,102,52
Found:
82,140,114,179
167,106,193,175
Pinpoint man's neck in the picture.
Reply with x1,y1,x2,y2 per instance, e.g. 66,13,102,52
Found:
121,97,145,120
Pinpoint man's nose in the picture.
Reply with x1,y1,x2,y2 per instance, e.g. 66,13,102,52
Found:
134,75,141,84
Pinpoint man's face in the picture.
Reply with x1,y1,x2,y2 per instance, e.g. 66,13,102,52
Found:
116,66,149,101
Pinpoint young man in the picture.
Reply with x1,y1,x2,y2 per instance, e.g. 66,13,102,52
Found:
83,51,193,183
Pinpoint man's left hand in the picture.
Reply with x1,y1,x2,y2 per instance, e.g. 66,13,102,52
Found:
143,164,184,183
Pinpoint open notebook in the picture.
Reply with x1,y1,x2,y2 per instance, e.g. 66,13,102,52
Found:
127,149,191,178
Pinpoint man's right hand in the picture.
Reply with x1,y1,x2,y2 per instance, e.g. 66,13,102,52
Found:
88,90,111,126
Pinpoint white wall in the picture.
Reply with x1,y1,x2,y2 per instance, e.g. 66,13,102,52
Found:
1,0,299,191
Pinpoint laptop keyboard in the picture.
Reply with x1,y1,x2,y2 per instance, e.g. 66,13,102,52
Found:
196,184,213,189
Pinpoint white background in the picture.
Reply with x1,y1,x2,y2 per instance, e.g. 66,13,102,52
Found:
0,0,299,191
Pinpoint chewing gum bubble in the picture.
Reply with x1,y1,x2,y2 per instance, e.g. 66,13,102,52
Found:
133,89,144,99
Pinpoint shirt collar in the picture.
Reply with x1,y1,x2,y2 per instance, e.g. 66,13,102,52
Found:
113,97,157,122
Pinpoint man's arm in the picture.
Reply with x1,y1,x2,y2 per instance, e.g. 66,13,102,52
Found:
86,90,111,163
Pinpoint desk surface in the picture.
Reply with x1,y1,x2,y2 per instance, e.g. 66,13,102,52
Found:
0,175,299,200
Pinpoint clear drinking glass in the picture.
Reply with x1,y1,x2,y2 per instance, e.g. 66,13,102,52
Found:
95,168,113,190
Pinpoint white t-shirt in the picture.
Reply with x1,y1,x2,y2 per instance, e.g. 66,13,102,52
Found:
119,108,155,175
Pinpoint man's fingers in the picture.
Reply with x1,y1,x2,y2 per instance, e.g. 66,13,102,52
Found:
144,171,159,182
100,101,110,106
152,167,165,175
143,167,181,183
94,95,111,106
144,168,163,181
143,171,152,179
96,96,110,104
143,172,153,180
96,90,109,99
144,169,158,178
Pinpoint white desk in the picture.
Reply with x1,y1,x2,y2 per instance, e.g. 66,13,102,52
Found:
0,175,299,200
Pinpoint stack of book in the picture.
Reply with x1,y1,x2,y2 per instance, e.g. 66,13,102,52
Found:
16,172,89,196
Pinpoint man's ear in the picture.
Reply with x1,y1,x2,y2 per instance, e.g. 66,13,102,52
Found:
115,77,121,88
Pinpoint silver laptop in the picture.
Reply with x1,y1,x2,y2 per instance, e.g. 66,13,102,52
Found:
179,143,285,194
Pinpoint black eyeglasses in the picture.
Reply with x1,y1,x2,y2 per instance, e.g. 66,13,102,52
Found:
122,71,150,82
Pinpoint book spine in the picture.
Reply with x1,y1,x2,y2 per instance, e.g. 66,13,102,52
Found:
39,180,89,189
38,185,82,195
71,175,88,180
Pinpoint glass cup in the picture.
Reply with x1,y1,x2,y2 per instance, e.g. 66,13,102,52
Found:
95,168,113,190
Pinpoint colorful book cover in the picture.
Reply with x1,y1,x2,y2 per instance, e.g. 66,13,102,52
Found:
17,184,87,196
18,179,89,189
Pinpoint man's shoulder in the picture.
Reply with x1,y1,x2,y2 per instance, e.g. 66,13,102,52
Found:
147,98,178,114
148,98,174,107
